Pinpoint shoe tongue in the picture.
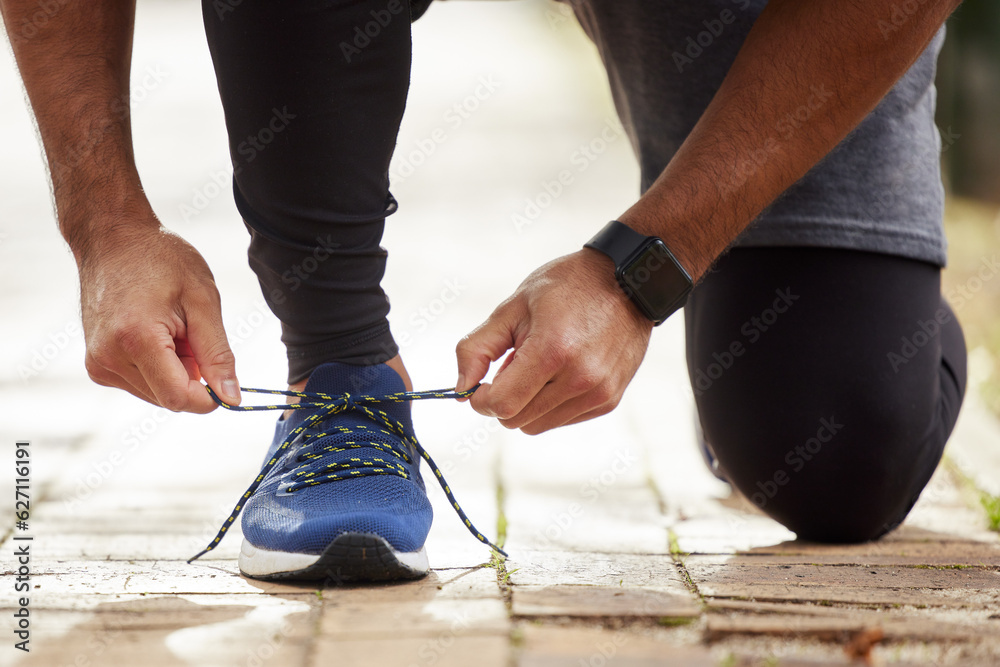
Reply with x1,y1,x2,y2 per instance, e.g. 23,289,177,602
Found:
299,362,412,433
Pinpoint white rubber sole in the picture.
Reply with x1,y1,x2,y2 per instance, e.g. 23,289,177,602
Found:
239,541,321,577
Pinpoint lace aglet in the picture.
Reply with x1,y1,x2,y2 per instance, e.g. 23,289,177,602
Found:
187,547,210,564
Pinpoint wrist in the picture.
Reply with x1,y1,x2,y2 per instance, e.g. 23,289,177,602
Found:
41,113,147,256
583,222,693,326
577,248,655,331
616,208,713,283
62,197,162,269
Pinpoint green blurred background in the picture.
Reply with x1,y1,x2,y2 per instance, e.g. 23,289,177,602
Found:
938,0,1000,203
936,0,1000,415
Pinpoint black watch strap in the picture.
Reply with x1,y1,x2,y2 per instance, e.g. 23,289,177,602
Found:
584,220,649,265
584,220,693,326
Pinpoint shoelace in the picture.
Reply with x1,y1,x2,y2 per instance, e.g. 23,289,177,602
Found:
188,385,507,563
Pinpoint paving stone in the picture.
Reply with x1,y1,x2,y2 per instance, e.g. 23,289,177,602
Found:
0,531,241,561
0,391,107,444
735,525,1000,558
499,406,670,555
717,550,1000,568
423,482,501,570
12,560,316,597
321,566,501,603
702,584,1000,609
16,561,503,603
718,658,895,667
0,433,87,514
30,491,251,536
18,629,313,667
412,401,505,570
36,486,242,511
310,635,509,667
687,557,1000,590
9,595,315,666
14,627,302,667
1,590,318,616
713,643,998,667
425,535,498,570
705,612,1000,644
627,339,733,515
704,613,872,643
511,585,701,618
516,624,715,667
500,411,651,491
706,599,871,617
503,487,669,554
685,556,1000,609
42,411,269,501
163,595,315,666
671,514,798,555
669,464,1000,558
706,598,951,619
703,597,1000,649
319,597,508,640
508,550,687,589
23,512,248,538
317,567,508,639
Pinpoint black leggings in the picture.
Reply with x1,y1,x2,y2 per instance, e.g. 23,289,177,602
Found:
202,2,968,542
203,0,414,383
686,247,966,542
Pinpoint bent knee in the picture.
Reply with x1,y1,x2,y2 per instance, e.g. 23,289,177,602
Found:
718,420,938,544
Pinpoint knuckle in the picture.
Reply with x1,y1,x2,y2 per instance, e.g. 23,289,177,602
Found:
498,417,520,431
158,390,188,413
534,342,571,376
112,323,149,356
491,398,520,421
546,341,573,367
567,371,599,395
566,357,604,394
84,360,112,386
187,282,222,309
590,384,616,407
84,352,102,376
86,347,117,375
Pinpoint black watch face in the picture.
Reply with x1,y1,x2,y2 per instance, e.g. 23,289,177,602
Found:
619,241,691,320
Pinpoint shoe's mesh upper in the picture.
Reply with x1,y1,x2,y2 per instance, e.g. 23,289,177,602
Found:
241,363,432,555
188,364,506,564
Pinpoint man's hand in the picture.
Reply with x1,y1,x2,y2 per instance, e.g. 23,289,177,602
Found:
78,217,240,413
0,0,239,412
456,250,652,435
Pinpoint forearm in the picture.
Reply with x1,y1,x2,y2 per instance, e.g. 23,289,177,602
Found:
619,0,960,281
0,0,153,262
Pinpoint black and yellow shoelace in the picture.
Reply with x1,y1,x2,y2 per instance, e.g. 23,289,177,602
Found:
187,385,508,563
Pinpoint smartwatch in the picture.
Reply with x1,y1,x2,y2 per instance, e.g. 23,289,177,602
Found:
584,220,693,326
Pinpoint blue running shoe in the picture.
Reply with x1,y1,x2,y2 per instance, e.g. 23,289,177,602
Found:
236,362,434,582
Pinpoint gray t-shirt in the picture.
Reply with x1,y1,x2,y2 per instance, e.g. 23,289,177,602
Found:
565,0,947,266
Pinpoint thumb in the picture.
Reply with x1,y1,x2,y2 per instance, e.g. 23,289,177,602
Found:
185,294,241,406
455,299,523,393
